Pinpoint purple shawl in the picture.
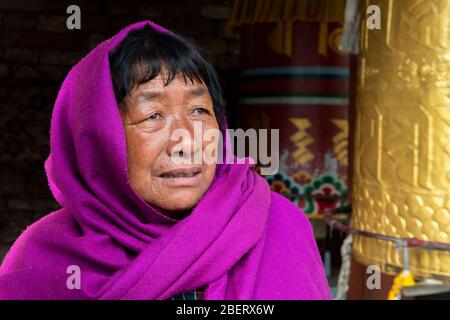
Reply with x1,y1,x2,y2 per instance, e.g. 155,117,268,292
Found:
0,21,330,300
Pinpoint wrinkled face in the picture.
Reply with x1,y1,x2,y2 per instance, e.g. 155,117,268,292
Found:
120,71,219,219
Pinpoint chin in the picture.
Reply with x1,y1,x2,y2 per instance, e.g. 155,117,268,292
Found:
167,198,199,212
153,192,202,214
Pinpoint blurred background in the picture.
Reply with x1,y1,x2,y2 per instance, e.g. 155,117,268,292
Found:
0,0,449,300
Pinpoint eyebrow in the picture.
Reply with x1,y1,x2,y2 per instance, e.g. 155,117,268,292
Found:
135,87,209,103
135,91,161,103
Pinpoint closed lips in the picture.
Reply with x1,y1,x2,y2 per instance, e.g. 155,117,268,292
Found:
159,167,202,178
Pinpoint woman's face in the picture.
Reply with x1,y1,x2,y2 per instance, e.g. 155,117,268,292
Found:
120,71,219,219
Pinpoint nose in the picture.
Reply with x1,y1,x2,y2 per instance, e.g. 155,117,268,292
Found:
166,114,202,163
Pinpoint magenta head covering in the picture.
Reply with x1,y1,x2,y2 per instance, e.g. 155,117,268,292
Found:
0,21,330,300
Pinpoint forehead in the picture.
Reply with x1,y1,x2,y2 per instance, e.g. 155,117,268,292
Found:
132,73,210,101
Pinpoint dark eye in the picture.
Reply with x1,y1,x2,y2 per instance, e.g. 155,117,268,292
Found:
148,113,161,120
193,108,209,115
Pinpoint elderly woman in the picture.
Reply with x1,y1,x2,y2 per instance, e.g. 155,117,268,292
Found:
0,21,330,300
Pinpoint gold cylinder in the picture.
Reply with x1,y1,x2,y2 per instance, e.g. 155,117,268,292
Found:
353,0,450,280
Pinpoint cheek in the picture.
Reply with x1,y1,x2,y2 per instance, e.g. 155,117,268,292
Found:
201,120,220,152
125,131,162,184
203,164,217,191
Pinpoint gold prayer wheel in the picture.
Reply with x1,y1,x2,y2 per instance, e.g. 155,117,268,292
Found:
352,0,450,280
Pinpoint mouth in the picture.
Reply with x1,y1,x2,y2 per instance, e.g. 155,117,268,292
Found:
157,166,203,187
159,167,202,178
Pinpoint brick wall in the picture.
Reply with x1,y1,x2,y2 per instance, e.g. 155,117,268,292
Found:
0,0,240,260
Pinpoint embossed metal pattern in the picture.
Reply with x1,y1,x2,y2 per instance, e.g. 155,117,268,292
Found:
353,0,450,278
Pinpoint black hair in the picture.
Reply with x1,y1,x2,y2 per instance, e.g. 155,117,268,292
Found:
109,24,227,130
